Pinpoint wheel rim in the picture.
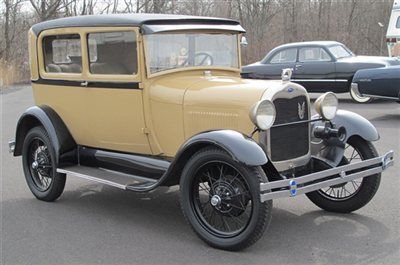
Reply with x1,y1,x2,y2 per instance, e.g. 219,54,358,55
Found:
27,137,53,191
318,142,364,201
190,161,253,237
350,87,371,103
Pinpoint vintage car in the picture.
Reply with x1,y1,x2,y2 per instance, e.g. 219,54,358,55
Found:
351,65,400,103
9,14,394,251
241,41,400,103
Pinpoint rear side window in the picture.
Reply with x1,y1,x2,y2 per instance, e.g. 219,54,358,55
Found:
299,47,331,62
397,16,400,28
43,34,82,73
88,31,137,75
270,48,297,63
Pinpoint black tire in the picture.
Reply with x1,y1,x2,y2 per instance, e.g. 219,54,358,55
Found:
180,147,272,251
22,126,66,202
306,137,381,213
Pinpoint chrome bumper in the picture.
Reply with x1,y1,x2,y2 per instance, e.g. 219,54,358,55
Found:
260,150,394,202
8,140,15,153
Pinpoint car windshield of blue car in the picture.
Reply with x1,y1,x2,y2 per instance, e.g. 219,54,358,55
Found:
328,45,353,59
145,32,239,74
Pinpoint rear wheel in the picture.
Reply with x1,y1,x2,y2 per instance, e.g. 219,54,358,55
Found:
22,126,66,201
306,137,380,213
180,147,272,251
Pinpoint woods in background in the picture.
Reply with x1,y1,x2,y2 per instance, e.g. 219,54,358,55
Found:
0,0,394,85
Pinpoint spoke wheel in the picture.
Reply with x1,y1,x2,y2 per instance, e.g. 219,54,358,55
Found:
180,147,272,251
306,137,381,213
317,142,363,201
192,161,253,237
22,126,66,202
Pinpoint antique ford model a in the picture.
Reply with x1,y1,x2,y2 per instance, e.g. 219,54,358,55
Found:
9,14,393,250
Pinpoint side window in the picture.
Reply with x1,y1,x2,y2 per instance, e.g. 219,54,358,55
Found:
299,47,331,62
43,34,82,73
397,16,400,28
270,48,297,64
88,31,137,75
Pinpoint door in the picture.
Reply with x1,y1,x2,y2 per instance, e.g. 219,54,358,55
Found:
260,48,297,79
292,46,336,92
83,28,152,154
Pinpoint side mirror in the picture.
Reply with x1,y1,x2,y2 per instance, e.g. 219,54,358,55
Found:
240,36,248,47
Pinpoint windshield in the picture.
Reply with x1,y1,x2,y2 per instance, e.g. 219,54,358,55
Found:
145,32,239,74
328,45,354,59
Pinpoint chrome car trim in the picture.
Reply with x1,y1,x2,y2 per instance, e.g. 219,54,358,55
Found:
292,79,348,82
261,82,311,172
362,94,399,100
260,150,394,201
8,141,15,153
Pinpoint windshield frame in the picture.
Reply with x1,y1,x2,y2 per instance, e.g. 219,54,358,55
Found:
328,44,354,59
143,30,242,78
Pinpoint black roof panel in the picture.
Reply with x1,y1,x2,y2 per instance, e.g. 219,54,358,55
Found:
31,13,244,35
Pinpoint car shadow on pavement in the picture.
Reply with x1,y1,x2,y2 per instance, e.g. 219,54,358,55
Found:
3,184,399,264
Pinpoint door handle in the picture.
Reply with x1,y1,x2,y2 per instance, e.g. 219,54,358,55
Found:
295,65,302,69
80,81,88,87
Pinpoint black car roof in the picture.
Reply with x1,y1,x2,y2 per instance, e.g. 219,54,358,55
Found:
31,13,245,35
276,41,342,48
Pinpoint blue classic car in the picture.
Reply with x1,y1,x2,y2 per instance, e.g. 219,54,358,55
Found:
351,66,400,103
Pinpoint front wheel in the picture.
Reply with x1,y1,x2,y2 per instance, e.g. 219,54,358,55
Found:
306,137,381,213
180,147,272,251
350,85,372,103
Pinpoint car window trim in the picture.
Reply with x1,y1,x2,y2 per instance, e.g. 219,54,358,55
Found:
268,48,298,64
298,46,333,63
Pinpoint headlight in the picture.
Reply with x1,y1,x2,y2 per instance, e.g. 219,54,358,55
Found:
249,99,276,130
314,92,338,120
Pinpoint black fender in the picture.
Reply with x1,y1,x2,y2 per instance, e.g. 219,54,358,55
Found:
161,130,268,186
13,106,76,164
311,109,379,166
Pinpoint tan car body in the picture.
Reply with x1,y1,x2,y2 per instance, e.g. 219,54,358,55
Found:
28,26,298,158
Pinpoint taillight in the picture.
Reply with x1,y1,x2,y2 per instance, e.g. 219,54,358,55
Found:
386,38,398,43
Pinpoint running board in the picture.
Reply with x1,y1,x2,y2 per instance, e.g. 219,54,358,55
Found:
57,166,158,191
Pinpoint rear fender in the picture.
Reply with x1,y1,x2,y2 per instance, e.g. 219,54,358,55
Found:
13,106,76,164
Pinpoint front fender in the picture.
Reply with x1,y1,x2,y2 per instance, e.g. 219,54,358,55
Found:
311,109,379,166
178,130,268,166
332,109,379,142
159,130,268,187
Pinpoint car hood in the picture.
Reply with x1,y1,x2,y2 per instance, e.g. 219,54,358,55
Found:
182,74,286,137
337,56,400,66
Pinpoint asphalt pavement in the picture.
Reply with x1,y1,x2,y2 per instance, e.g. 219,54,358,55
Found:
1,85,399,265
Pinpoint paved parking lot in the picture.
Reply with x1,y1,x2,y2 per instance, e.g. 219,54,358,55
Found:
1,85,399,265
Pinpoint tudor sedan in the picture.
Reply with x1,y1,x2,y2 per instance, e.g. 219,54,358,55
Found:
241,41,400,103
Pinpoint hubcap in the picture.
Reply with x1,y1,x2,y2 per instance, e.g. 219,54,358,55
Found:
27,138,53,191
32,161,39,170
210,195,221,207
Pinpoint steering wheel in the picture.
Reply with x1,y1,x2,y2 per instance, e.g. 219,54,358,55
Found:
194,52,214,66
180,52,214,66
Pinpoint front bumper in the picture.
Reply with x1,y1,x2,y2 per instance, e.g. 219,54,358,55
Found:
260,150,394,202
8,140,15,154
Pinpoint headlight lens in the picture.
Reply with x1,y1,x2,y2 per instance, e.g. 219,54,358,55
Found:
249,100,276,130
314,92,338,120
